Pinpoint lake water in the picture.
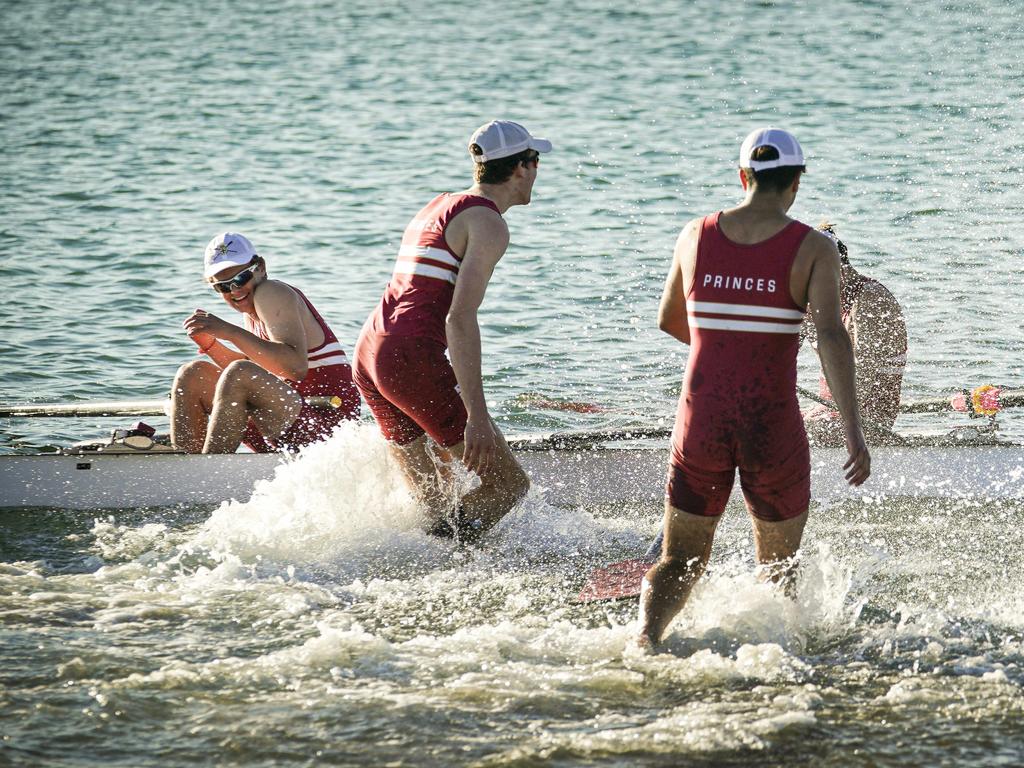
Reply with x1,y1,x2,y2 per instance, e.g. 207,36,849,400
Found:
2,0,1024,765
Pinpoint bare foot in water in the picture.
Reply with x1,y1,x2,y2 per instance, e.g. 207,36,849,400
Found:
632,633,657,655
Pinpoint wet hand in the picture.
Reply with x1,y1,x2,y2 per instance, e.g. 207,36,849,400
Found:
183,309,231,343
462,414,498,476
842,428,871,486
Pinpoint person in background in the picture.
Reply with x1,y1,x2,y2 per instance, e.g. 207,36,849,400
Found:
638,127,870,648
353,120,551,542
170,232,359,453
801,223,908,445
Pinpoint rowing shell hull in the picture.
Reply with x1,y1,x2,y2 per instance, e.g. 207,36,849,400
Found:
1,445,1022,510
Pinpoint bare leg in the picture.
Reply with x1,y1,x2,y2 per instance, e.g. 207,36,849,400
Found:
448,422,529,536
387,434,450,512
637,501,720,647
203,360,302,453
170,360,221,453
751,510,808,597
386,424,529,540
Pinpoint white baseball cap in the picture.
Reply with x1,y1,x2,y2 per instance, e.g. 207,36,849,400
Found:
739,127,805,171
203,232,258,278
468,120,553,163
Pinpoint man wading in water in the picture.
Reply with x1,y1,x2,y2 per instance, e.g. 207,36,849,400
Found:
354,121,551,543
638,128,871,648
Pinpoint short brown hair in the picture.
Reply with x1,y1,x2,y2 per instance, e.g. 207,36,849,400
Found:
742,145,805,192
470,145,536,184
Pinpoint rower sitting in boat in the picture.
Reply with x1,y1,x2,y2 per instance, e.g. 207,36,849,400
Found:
170,232,360,454
801,223,908,445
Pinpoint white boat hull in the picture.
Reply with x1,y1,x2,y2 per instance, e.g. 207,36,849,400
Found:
1,444,1022,510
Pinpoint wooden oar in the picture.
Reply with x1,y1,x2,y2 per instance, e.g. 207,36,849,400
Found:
0,395,342,418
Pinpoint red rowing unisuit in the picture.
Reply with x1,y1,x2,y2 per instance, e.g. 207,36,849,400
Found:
365,192,500,344
355,193,500,446
669,211,812,521
243,284,360,452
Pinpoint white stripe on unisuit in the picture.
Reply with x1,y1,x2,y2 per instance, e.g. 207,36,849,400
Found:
398,244,460,269
308,353,349,369
691,317,802,334
687,300,805,320
308,340,345,358
393,261,457,284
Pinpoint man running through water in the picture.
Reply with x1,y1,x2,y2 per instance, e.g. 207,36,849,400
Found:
354,120,551,542
638,128,871,648
802,223,908,445
171,232,360,453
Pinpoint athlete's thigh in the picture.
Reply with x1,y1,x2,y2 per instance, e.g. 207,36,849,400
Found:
388,433,443,483
666,459,736,518
370,336,467,448
354,333,426,445
737,406,810,522
738,444,810,523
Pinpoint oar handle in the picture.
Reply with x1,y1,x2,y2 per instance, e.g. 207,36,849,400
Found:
0,400,171,418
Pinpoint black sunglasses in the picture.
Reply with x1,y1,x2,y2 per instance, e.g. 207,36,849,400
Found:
210,262,259,294
521,152,540,166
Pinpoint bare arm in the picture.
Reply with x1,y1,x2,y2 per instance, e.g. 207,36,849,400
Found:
658,219,700,344
805,235,870,485
185,318,247,369
446,207,511,473
184,281,309,380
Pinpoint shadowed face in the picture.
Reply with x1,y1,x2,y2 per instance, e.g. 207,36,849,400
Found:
208,260,264,313
518,151,541,205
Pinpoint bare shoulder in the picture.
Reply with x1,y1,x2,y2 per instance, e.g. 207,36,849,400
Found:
793,228,840,280
461,204,509,240
793,229,841,309
673,217,703,257
800,228,841,262
253,279,302,313
677,217,703,242
447,204,509,258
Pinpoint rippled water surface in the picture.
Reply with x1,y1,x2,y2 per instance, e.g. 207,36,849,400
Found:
3,0,1024,765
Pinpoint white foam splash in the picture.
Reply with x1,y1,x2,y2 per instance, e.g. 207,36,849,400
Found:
638,540,858,655
193,422,430,566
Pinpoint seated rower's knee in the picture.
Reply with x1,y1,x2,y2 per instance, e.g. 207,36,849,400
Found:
173,359,218,391
217,360,262,393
